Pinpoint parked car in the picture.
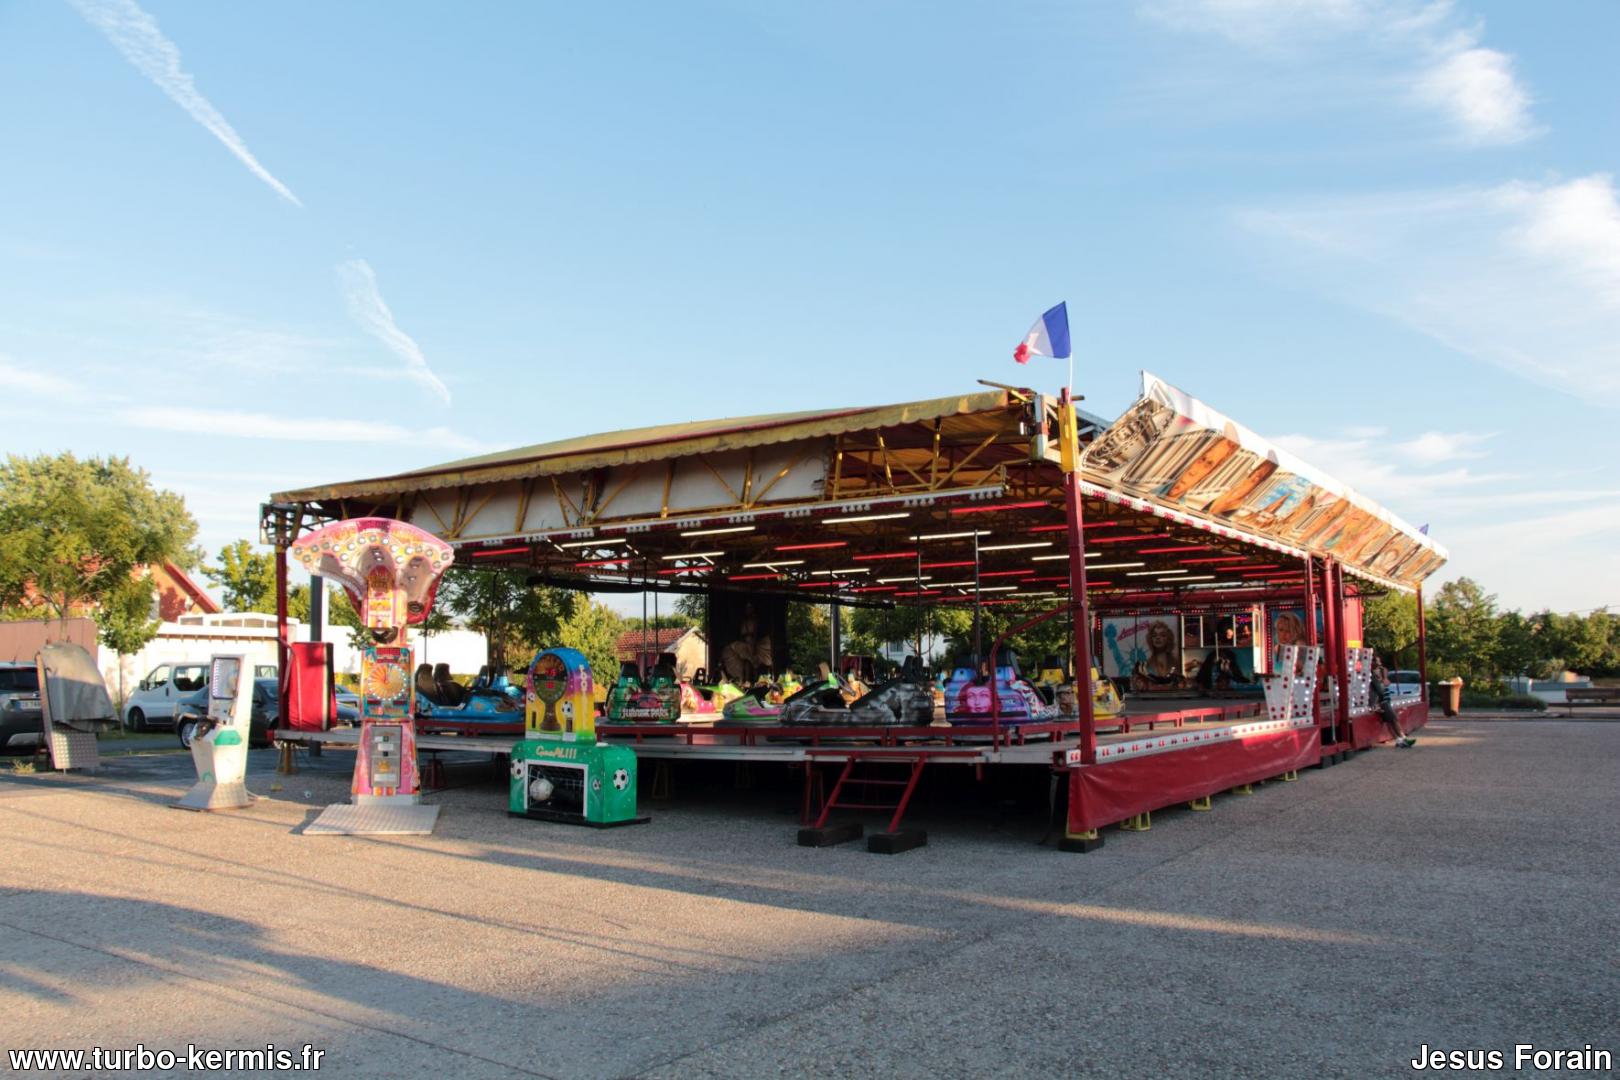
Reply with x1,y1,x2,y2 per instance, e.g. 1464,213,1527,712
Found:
123,663,209,732
0,662,43,754
176,678,358,750
1388,669,1424,698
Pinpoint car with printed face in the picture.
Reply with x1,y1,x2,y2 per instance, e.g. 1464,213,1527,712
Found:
0,662,43,753
122,662,209,731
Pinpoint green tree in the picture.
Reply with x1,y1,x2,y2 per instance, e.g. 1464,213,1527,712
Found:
1362,592,1418,668
1426,578,1500,682
556,599,623,681
1538,610,1612,676
0,453,198,654
1494,611,1549,680
788,603,831,673
203,539,310,620
433,568,575,669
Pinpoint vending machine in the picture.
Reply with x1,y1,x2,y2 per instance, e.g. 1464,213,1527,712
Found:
174,654,255,812
509,647,646,827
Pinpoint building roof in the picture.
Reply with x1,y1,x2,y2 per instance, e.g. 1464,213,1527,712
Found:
264,379,1445,606
615,626,700,658
158,561,221,615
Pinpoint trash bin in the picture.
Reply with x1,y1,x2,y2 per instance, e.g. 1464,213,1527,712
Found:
1440,677,1463,717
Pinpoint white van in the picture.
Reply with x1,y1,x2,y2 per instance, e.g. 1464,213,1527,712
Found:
123,662,209,731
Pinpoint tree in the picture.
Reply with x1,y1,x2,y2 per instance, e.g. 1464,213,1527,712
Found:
556,599,623,681
1426,578,1500,683
788,603,831,673
1362,592,1418,668
0,453,198,654
203,539,310,621
1538,610,1613,676
1494,611,1548,680
433,568,575,669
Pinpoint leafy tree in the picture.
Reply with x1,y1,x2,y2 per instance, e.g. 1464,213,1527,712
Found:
1362,592,1418,668
556,599,623,681
788,603,831,674
1538,610,1613,676
429,567,574,669
203,539,310,621
1494,611,1548,680
1426,578,1500,682
0,453,198,654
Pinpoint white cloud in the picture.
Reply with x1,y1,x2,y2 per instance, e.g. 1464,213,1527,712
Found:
67,0,302,206
0,356,82,399
1238,174,1620,403
1269,429,1510,507
336,259,452,404
1142,0,1537,145
124,406,488,453
1394,430,1492,465
1414,43,1534,144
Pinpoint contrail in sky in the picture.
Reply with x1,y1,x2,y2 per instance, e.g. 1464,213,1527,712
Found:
337,259,452,404
67,0,302,206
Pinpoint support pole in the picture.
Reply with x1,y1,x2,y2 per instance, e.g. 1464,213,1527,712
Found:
275,543,291,734
971,529,983,662
309,574,324,643
1416,584,1429,700
830,602,842,672
1330,560,1351,742
1060,389,1097,767
1302,555,1318,647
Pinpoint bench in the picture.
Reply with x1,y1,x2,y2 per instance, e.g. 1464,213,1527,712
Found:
1563,687,1620,715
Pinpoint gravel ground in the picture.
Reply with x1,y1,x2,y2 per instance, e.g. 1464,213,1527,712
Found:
1,719,1615,1078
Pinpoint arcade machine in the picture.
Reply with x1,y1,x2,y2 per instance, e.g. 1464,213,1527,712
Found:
290,518,454,835
509,647,647,827
174,654,255,811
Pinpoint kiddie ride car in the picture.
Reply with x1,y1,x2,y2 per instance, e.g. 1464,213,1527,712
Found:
943,653,1064,725
604,656,680,723
413,664,524,736
718,670,814,725
777,659,935,727
1032,655,1127,721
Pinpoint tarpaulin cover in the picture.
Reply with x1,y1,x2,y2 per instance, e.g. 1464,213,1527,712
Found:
37,642,115,727
286,642,337,731
1068,728,1319,832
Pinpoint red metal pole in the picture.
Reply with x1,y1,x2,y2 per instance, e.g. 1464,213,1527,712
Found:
1329,560,1350,743
1415,584,1429,701
1302,554,1318,647
1062,445,1096,764
275,542,291,730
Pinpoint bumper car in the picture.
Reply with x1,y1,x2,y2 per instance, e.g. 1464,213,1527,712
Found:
943,654,1061,725
779,674,935,727
412,663,524,734
1033,656,1127,720
604,660,680,723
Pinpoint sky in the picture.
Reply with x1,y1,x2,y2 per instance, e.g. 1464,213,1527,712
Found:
1,0,1616,615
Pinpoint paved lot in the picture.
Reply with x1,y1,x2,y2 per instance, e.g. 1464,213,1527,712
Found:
1,719,1615,1078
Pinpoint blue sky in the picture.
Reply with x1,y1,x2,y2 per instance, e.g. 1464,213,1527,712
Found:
2,0,1615,613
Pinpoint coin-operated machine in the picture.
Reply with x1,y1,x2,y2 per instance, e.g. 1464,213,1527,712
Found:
175,654,255,811
290,518,452,831
509,647,647,827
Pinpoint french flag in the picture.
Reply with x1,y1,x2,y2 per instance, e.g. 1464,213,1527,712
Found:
1013,302,1071,364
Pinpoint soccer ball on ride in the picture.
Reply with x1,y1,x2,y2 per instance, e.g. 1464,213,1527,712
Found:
613,768,630,791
